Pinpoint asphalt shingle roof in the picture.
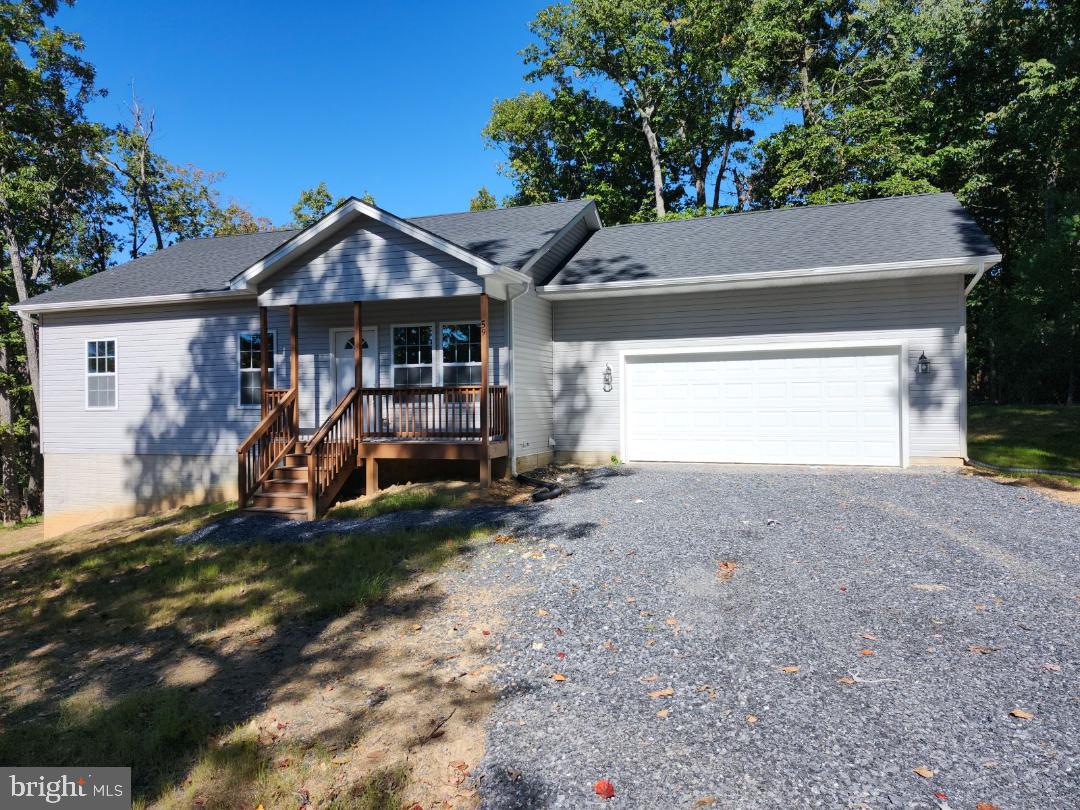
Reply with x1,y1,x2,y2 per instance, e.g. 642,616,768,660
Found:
20,199,594,308
545,192,998,287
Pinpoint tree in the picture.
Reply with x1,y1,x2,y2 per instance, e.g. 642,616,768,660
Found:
484,86,662,223
213,200,275,236
469,186,498,211
0,0,113,516
291,181,348,228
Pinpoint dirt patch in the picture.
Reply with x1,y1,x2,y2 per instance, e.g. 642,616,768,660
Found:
962,466,1080,505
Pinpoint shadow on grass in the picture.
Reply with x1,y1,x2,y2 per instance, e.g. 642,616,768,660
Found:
326,486,461,520
0,503,489,804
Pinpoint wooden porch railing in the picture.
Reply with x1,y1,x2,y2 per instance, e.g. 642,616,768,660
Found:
305,387,360,517
261,388,290,416
237,387,298,507
357,385,508,441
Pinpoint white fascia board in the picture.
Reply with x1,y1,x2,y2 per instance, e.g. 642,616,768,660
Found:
516,201,602,280
537,254,1003,300
230,197,499,291
10,288,255,315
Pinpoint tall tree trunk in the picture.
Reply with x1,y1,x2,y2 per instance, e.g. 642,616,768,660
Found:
732,167,752,211
712,105,742,211
0,341,17,524
2,227,42,418
692,150,709,209
798,43,816,126
142,184,164,251
639,111,667,218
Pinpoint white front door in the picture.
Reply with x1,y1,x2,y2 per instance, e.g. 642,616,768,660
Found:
624,347,902,466
333,327,379,400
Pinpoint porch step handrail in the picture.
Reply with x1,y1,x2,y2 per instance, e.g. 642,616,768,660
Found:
237,386,298,507
304,387,361,518
358,385,508,441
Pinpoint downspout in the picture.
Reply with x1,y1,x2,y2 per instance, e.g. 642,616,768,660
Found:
505,281,530,476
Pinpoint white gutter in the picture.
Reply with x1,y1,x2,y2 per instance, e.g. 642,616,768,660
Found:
10,288,255,315
538,254,1003,300
504,281,530,476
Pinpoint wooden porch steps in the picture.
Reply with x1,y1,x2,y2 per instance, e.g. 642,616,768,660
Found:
242,453,312,520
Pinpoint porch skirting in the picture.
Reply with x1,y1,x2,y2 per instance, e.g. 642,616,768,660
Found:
43,453,236,538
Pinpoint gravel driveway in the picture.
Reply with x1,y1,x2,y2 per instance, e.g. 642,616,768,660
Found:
469,465,1079,809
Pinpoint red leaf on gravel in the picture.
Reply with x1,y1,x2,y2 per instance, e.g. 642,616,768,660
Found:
935,792,948,800
556,651,567,659
976,803,1001,810
859,649,875,656
594,779,615,799
716,560,737,581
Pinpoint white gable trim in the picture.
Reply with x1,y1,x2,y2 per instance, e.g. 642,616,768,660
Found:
230,197,502,292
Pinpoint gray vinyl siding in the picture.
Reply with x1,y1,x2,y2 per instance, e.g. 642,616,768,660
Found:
257,216,482,306
39,300,288,457
524,213,595,285
293,298,507,430
552,275,966,460
510,290,554,461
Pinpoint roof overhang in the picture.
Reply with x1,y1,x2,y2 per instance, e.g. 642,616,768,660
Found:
230,197,506,292
537,254,1003,300
10,288,254,316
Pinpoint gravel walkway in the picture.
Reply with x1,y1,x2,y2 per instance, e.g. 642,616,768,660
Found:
462,465,1079,809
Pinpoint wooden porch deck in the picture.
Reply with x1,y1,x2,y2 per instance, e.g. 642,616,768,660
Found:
237,296,507,519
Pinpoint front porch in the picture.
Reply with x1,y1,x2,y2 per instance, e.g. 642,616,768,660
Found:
237,294,509,519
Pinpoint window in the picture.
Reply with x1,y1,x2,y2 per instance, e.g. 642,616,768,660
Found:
239,332,275,407
392,325,433,386
86,339,117,409
440,322,482,385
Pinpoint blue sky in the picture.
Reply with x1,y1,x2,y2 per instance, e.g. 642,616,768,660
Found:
57,0,551,222
57,1,793,224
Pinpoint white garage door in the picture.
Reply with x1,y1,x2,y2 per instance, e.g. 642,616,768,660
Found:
625,348,902,466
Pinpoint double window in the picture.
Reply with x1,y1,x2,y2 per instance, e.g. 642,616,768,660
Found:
239,332,275,407
86,339,117,409
391,322,482,386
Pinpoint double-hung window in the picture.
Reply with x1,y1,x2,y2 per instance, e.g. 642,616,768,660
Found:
391,325,434,386
440,323,482,385
239,332,275,407
86,339,117,409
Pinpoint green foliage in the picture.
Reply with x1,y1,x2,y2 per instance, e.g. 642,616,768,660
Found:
290,181,347,228
469,186,498,211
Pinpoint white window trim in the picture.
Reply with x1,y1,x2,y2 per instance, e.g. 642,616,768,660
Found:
237,330,277,409
437,320,483,386
85,337,118,411
390,322,436,387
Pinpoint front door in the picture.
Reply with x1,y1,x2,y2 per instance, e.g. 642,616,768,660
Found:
333,327,379,400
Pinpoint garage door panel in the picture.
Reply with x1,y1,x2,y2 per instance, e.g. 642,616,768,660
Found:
626,349,901,466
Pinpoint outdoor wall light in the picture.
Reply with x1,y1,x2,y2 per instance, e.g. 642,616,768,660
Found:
915,352,931,375
603,363,613,392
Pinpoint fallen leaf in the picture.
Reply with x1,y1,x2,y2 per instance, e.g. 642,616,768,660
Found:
780,665,800,673
968,644,997,654
716,560,737,581
1009,708,1034,719
494,534,516,544
911,583,947,592
551,673,567,682
537,609,548,617
641,673,659,682
626,596,636,603
602,640,617,652
862,632,877,640
976,803,1002,810
449,760,468,771
556,651,567,659
745,714,758,724
644,638,657,647
411,624,422,631
656,708,670,718
594,779,616,799
665,618,678,626
934,791,948,800
482,629,491,636
693,798,718,808
837,676,857,685
1043,662,1061,672
859,649,875,656
913,766,935,778
648,687,674,699
532,641,544,650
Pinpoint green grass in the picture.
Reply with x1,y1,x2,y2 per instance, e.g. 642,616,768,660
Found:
0,504,488,806
968,404,1080,473
326,486,461,520
0,514,42,531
